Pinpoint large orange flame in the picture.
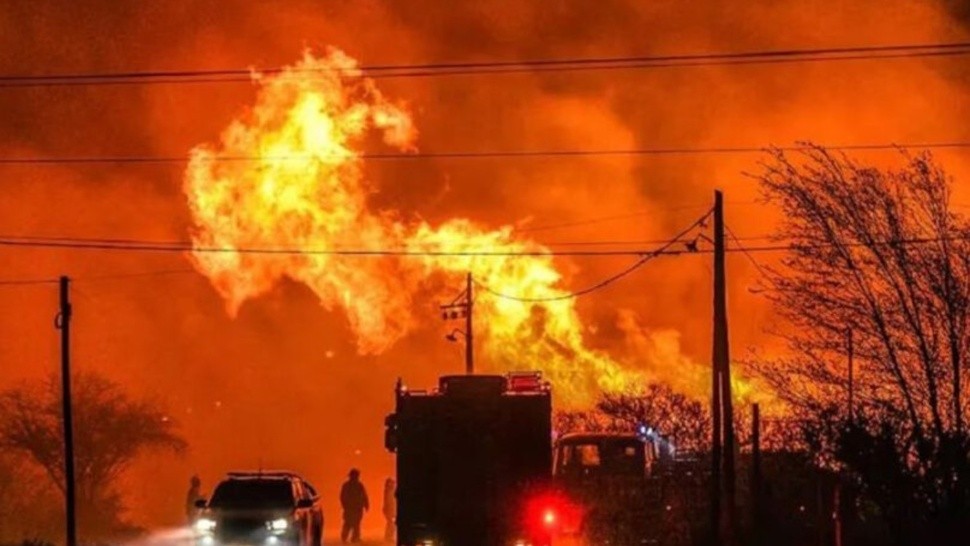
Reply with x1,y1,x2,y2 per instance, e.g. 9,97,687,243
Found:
183,48,650,405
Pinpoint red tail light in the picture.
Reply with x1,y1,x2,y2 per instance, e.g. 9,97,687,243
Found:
524,492,583,538
541,508,556,528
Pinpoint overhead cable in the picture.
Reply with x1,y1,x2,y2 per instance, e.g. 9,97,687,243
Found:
2,41,969,88
2,141,970,166
1,232,968,259
477,208,713,302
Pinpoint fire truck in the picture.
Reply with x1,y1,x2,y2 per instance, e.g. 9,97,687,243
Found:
384,372,555,546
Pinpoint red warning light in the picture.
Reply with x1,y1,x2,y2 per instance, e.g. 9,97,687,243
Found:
542,508,556,527
524,491,583,539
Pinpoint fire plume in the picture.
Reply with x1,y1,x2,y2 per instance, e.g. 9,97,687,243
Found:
183,48,643,405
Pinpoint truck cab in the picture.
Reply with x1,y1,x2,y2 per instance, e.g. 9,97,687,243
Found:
553,433,664,544
554,433,656,482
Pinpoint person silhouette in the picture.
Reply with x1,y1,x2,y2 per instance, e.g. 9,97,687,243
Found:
382,477,397,543
340,468,369,543
185,475,202,522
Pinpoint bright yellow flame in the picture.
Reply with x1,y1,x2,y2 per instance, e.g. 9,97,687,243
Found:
183,48,645,405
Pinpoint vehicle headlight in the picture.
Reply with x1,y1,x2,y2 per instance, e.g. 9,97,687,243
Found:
267,518,288,532
194,518,217,534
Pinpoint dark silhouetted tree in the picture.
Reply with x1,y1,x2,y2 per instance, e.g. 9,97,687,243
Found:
596,383,712,453
754,146,970,545
0,372,186,540
0,454,61,543
554,383,711,453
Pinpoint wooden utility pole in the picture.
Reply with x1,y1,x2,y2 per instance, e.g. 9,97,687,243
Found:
713,190,737,544
711,354,722,541
751,403,763,546
836,328,853,546
847,328,854,423
956,343,963,435
833,483,843,546
57,276,77,546
465,272,474,375
440,272,474,374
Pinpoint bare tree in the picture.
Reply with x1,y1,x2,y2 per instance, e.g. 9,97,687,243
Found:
596,383,712,453
554,383,712,453
753,145,970,543
554,408,608,436
0,455,61,543
0,372,186,538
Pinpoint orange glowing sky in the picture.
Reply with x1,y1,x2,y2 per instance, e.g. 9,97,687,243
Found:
1,0,969,533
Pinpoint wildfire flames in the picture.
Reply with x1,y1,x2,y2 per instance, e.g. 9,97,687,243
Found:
183,48,650,405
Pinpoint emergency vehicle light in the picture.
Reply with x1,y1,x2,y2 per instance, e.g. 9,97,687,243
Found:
507,371,545,392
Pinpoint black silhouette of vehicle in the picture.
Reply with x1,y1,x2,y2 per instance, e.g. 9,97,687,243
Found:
385,372,554,546
553,433,665,545
194,471,324,546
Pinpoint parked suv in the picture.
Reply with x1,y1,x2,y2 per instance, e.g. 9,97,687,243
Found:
195,471,324,546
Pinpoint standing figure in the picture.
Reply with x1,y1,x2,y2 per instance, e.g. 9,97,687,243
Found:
382,477,397,543
340,468,369,543
185,475,202,523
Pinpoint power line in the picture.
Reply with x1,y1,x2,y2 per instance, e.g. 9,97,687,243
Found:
1,231,968,261
515,202,720,232
0,223,714,289
0,277,59,286
0,268,199,288
725,235,970,254
2,41,969,88
1,231,707,249
2,211,965,292
477,209,713,302
77,268,197,282
0,230,765,252
513,202,759,234
538,233,772,247
2,141,970,167
0,236,659,257
725,224,773,278
514,211,656,233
